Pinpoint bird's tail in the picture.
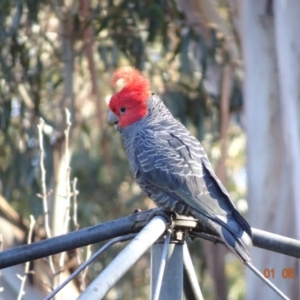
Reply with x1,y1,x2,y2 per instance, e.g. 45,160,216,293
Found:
213,222,252,262
208,223,290,299
192,209,252,261
194,211,289,299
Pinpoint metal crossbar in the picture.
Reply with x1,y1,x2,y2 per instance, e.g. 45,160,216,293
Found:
0,209,299,270
0,209,297,299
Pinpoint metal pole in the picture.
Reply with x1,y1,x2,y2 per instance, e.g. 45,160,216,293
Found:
183,243,203,300
77,216,167,300
2,209,300,270
245,262,290,300
152,231,172,300
151,236,184,300
191,228,300,259
0,208,169,270
252,228,300,258
44,234,136,300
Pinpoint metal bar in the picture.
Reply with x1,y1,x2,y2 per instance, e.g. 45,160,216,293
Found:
245,262,290,300
77,216,168,300
252,228,300,258
152,231,172,300
183,243,203,300
0,208,168,269
44,233,136,300
151,237,183,300
1,208,300,270
191,227,300,259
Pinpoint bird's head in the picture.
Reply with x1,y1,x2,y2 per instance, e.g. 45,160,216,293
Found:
108,68,151,128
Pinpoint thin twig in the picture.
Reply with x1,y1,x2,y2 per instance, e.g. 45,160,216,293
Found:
72,178,83,289
72,178,79,231
58,109,72,282
16,215,36,300
37,118,56,275
80,245,91,291
0,234,3,252
37,119,51,238
72,177,90,291
215,64,231,182
0,234,3,293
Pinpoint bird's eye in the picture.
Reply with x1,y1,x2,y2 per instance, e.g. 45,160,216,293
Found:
120,107,126,113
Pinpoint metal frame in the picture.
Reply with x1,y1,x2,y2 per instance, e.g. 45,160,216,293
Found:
0,209,298,299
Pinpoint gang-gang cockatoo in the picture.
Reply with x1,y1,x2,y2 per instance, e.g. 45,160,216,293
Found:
107,68,252,262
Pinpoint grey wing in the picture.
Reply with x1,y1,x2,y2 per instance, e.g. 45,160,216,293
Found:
133,125,252,262
134,126,252,239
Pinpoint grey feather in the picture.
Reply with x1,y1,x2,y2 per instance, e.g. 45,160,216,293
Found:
118,94,252,261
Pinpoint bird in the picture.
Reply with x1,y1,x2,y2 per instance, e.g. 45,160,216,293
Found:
107,68,290,300
107,67,252,262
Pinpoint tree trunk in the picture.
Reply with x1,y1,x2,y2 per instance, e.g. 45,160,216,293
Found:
242,1,299,299
51,10,74,237
273,0,300,240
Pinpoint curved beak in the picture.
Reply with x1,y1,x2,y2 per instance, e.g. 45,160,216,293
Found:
107,110,119,125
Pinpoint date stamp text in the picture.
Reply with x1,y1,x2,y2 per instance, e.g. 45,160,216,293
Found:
263,268,295,279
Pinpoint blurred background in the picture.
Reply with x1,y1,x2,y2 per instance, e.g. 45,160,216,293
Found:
0,0,299,299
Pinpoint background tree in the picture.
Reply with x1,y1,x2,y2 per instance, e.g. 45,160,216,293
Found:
242,1,300,299
1,0,297,299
